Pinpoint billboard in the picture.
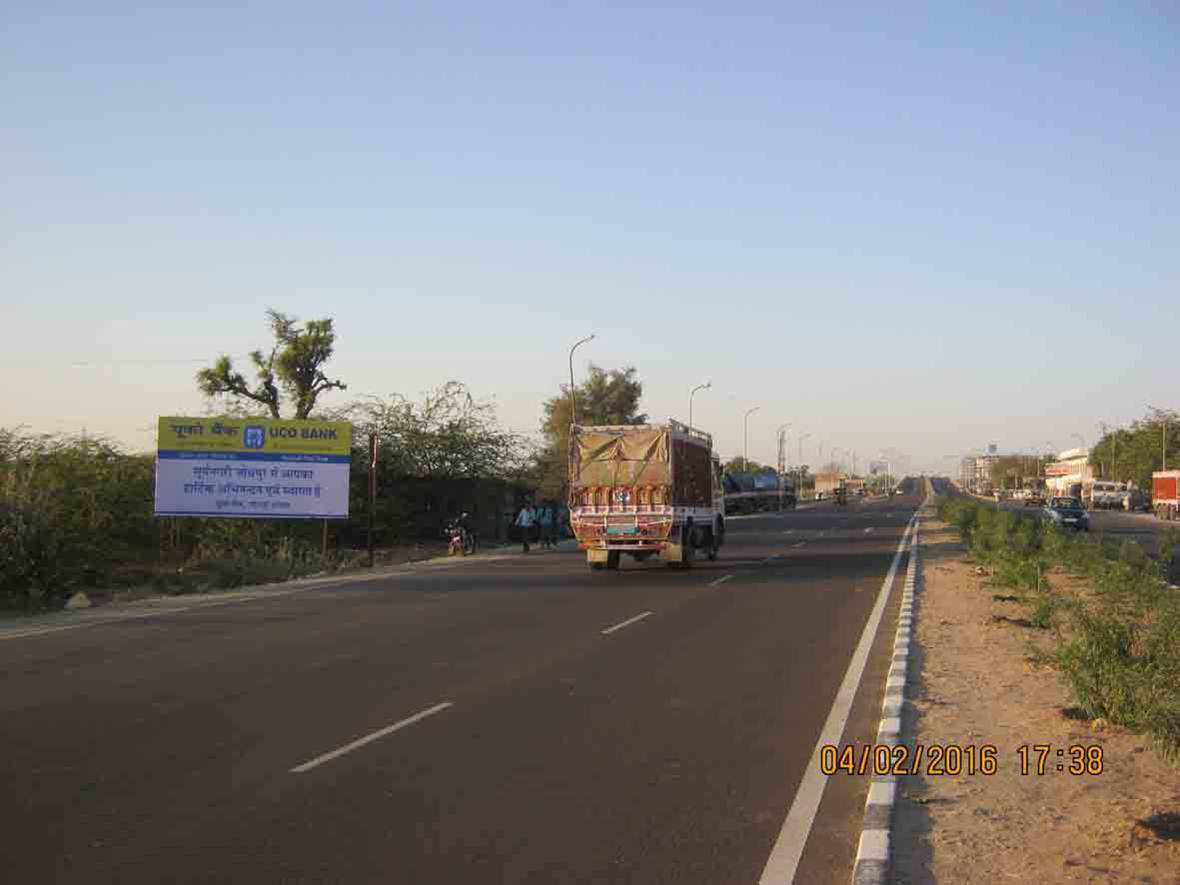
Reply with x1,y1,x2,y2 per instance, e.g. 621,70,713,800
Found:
154,417,352,519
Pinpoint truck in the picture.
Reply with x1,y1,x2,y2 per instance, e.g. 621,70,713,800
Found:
568,420,725,570
724,471,795,513
1153,471,1180,521
1085,480,1127,511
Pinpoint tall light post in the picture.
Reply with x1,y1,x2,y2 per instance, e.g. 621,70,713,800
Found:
1043,441,1056,485
688,382,711,432
776,423,791,475
1148,405,1170,471
568,333,596,426
799,432,812,497
775,424,791,511
743,407,760,472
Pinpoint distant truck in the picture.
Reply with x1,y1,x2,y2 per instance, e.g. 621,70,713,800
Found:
1085,480,1127,511
569,421,725,570
724,471,796,513
1153,471,1180,521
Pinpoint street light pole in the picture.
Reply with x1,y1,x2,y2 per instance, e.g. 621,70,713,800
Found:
568,334,596,427
743,407,760,473
776,424,791,475
688,382,711,432
1148,405,1169,471
775,424,791,511
799,432,812,497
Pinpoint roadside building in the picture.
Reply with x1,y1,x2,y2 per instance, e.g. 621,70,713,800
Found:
814,472,846,496
1044,448,1094,496
960,456,976,492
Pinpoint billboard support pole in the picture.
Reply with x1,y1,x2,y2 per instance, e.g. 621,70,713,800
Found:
321,519,328,561
368,433,378,568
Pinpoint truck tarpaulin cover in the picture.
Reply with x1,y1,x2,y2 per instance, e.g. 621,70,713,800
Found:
571,429,671,488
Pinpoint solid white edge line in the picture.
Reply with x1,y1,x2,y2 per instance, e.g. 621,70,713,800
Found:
710,575,735,587
600,610,654,635
757,510,917,885
290,702,454,773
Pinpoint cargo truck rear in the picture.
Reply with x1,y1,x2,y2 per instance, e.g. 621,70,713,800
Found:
568,421,724,570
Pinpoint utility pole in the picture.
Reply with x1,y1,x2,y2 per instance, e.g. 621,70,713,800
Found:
568,334,596,427
1148,406,1169,471
367,432,378,568
743,407,760,472
689,382,711,432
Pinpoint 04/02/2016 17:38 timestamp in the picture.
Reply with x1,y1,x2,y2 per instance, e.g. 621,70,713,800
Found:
820,744,1105,777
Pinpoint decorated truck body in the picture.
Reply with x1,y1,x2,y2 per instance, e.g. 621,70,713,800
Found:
568,421,724,570
1153,471,1180,521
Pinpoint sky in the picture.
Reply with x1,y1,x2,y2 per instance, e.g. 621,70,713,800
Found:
3,1,1178,475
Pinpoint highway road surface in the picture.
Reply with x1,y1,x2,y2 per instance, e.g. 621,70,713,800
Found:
0,482,927,884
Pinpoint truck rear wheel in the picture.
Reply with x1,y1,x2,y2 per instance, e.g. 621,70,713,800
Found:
606,551,621,570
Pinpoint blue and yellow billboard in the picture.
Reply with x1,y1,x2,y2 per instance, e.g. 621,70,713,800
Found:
155,417,353,519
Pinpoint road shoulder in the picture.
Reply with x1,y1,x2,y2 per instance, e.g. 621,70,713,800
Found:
892,519,1180,882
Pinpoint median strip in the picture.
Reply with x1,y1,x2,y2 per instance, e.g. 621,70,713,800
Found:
600,611,654,635
290,702,454,773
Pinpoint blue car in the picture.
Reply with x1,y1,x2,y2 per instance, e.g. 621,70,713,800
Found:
1043,496,1090,531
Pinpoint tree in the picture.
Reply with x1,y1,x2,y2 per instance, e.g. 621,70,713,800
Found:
350,382,529,479
722,457,772,474
533,365,646,501
196,309,346,419
1090,409,1178,490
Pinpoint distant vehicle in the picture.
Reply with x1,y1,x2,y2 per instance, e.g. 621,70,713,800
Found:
1085,481,1126,511
1044,497,1090,531
1121,489,1150,512
569,421,724,570
832,486,848,505
1023,492,1046,507
1153,471,1179,521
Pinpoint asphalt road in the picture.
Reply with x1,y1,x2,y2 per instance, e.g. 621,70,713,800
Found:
0,484,925,884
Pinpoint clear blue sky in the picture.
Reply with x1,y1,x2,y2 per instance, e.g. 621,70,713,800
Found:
3,2,1177,473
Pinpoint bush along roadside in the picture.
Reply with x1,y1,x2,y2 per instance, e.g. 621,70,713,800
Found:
936,494,1180,767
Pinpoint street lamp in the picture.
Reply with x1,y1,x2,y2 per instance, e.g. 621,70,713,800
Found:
743,407,760,472
799,432,812,497
776,423,791,474
568,334,596,426
688,382,711,432
775,424,791,510
1148,405,1170,471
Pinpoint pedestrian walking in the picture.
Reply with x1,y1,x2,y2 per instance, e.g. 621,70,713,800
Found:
539,502,555,549
515,501,537,553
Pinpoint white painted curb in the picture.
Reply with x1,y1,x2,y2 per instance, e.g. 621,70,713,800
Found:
851,486,931,885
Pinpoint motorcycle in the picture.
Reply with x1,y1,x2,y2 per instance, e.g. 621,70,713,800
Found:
445,520,477,556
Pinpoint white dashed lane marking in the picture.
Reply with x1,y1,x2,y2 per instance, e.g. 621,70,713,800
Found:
601,611,654,635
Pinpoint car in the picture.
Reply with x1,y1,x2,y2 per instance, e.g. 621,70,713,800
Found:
1024,493,1045,507
1043,496,1089,531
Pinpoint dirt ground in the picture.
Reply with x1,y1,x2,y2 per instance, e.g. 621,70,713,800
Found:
892,518,1180,884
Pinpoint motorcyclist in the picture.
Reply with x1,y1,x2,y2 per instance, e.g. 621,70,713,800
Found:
457,512,476,554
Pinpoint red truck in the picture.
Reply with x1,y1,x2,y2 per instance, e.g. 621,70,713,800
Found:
568,421,725,570
1153,471,1180,521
